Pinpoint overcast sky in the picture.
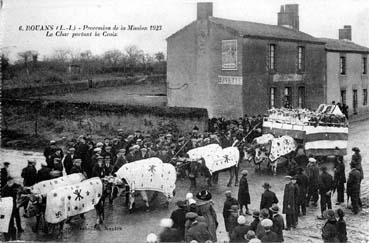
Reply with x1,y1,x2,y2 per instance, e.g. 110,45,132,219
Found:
1,0,368,62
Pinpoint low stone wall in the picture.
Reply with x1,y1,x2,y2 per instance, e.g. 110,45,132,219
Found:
2,75,166,98
2,99,208,143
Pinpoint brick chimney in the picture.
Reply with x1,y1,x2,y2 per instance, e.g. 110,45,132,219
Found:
278,4,299,31
197,2,213,20
339,25,352,41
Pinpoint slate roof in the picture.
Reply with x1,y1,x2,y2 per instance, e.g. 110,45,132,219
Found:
209,17,323,43
318,38,369,53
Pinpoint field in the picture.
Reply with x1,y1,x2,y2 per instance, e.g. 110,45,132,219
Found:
43,81,167,106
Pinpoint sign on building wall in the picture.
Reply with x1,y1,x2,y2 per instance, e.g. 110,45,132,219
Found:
222,40,237,70
273,73,303,82
218,75,243,85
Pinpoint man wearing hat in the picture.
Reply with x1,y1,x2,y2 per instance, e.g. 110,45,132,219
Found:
2,176,24,240
260,182,279,213
256,209,270,239
321,209,339,243
63,147,77,175
270,205,284,242
92,156,106,178
295,167,308,216
283,176,298,229
69,159,84,174
238,170,251,215
21,159,37,187
1,162,10,189
43,140,58,166
230,215,250,243
317,166,334,220
346,162,362,214
350,147,363,208
250,211,260,232
36,161,51,182
113,148,128,173
196,190,218,242
186,214,212,243
223,191,239,233
158,218,181,242
170,200,187,240
260,219,279,243
133,130,144,143
227,205,240,236
306,157,319,207
333,147,346,205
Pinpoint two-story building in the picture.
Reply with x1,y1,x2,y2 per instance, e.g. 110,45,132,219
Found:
319,26,369,115
166,2,369,118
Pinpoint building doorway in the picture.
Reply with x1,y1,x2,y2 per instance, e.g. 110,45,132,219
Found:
353,89,358,114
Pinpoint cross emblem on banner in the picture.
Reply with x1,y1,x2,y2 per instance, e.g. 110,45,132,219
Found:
55,211,62,218
148,165,156,174
73,189,84,201
223,155,230,163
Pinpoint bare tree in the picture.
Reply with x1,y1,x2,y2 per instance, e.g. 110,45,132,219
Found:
103,49,123,66
154,52,165,63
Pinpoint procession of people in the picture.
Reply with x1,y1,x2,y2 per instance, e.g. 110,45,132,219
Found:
0,114,365,242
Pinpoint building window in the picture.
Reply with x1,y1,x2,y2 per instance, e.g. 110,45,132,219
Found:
298,86,305,108
270,87,276,108
341,90,346,105
297,46,305,72
284,87,292,108
363,89,368,106
363,57,367,74
269,44,276,71
340,56,346,75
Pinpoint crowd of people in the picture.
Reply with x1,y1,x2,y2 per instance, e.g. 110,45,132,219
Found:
0,114,365,242
147,146,364,243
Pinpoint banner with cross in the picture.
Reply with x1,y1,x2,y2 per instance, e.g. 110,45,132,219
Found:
269,135,296,161
188,145,240,174
0,197,13,233
30,173,85,196
116,157,176,198
45,177,102,224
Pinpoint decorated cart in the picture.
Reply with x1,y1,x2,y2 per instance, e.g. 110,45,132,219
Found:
262,104,348,156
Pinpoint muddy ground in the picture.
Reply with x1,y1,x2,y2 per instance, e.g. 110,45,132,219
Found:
1,119,368,242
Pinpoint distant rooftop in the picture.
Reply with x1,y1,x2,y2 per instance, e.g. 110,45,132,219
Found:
209,17,323,43
318,38,369,53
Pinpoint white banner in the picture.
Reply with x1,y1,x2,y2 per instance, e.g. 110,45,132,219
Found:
45,177,102,224
0,197,13,233
188,145,239,173
269,135,296,161
187,144,222,161
31,173,85,195
116,157,176,198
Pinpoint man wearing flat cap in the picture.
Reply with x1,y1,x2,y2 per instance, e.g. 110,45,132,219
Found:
333,147,346,205
223,191,239,233
270,205,285,242
260,219,279,243
347,162,362,214
317,166,334,220
283,176,298,229
170,200,187,240
63,147,77,175
238,170,251,215
21,159,37,187
306,157,320,207
350,147,364,203
37,161,51,183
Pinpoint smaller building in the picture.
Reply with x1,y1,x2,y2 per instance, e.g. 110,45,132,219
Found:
320,25,369,115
